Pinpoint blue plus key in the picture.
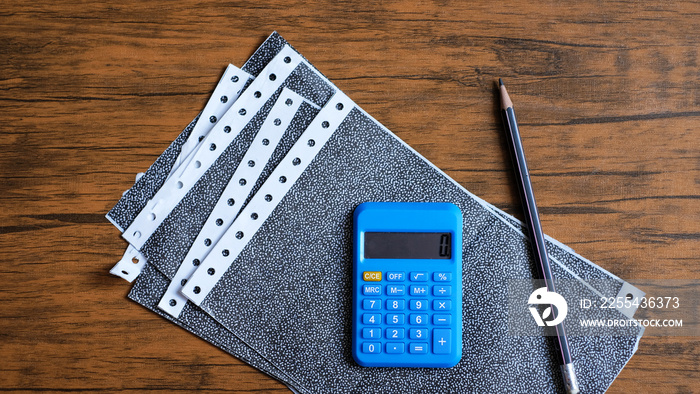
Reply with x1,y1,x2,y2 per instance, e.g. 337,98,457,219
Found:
433,329,452,354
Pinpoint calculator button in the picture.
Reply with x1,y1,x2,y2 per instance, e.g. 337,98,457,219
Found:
362,328,381,339
363,271,382,281
432,285,451,297
363,313,381,325
386,313,405,325
386,285,405,296
410,343,429,354
409,313,428,325
410,285,428,296
362,299,381,310
433,272,452,282
433,314,452,325
410,272,428,282
385,328,405,339
433,299,452,311
386,342,405,354
363,284,382,295
386,299,405,311
409,299,428,310
362,342,381,354
386,272,405,281
432,329,452,354
409,328,427,340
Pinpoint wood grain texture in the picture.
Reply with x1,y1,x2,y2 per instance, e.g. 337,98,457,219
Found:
0,0,698,392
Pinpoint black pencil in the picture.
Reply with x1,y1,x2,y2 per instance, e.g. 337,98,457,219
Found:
499,79,580,394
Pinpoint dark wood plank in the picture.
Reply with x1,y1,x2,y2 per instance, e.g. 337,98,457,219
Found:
1,0,698,392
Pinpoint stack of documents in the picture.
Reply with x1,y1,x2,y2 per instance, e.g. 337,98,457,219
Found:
107,32,644,393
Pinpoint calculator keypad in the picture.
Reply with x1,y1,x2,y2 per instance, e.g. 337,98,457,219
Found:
358,271,455,358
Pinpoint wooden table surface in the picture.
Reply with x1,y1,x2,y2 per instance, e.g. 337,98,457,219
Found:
1,1,698,392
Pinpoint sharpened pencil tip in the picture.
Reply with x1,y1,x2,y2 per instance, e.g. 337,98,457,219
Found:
499,79,513,109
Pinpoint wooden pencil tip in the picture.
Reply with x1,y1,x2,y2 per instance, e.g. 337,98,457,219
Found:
499,80,513,109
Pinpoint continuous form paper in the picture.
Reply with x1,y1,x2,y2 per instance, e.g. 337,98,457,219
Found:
178,37,644,393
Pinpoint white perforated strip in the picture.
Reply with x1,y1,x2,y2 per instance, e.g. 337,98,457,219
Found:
123,45,302,249
158,88,307,317
181,91,352,305
166,65,253,180
109,244,147,283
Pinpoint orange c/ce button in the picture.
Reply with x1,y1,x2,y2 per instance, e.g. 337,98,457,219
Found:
363,271,382,281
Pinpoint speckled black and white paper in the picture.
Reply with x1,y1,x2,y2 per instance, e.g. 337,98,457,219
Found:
195,109,643,393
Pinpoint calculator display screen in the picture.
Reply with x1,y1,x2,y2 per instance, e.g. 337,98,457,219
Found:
364,232,451,259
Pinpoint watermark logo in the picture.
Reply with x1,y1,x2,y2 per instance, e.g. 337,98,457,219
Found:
528,287,568,327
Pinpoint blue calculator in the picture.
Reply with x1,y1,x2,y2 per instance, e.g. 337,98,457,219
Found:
352,202,462,368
